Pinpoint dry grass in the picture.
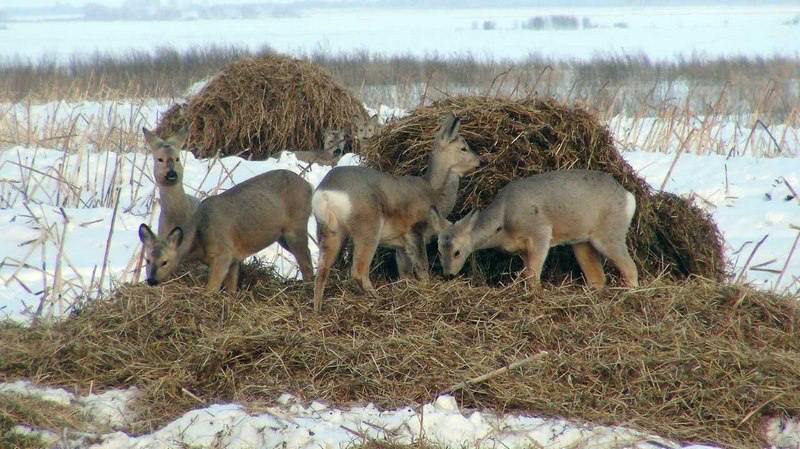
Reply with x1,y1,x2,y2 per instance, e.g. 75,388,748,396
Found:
155,54,367,159
0,265,798,448
0,392,88,448
361,96,726,285
1,49,797,157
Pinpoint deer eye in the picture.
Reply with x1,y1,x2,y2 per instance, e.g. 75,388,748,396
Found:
158,158,164,162
454,250,461,258
145,259,151,264
175,158,179,162
161,261,168,267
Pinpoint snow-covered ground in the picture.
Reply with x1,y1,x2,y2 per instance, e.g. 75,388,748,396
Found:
4,379,798,449
1,6,799,62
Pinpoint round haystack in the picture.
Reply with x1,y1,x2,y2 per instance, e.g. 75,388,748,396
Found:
154,55,368,159
361,96,727,284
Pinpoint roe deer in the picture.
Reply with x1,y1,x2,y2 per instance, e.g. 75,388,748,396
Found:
143,127,200,237
138,169,314,292
312,113,481,311
434,169,639,288
291,129,350,166
354,114,380,141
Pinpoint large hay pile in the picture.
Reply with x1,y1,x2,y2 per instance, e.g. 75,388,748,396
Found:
361,96,726,284
1,271,798,448
155,55,367,159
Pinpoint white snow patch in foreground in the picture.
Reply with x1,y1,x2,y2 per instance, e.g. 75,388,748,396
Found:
7,380,786,449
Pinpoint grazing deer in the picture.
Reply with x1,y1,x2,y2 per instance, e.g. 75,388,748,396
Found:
312,113,481,311
292,129,350,166
434,170,639,288
143,127,200,237
138,169,314,292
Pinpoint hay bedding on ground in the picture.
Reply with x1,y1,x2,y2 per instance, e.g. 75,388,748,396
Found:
1,269,798,448
155,55,367,159
360,96,726,285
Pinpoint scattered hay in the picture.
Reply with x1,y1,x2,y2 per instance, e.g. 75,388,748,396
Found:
360,96,727,284
1,269,798,448
155,55,368,159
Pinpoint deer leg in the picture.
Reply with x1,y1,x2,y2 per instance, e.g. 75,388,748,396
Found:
350,223,382,298
206,252,233,292
572,242,606,288
313,223,345,312
521,236,550,288
395,249,414,279
280,230,314,282
590,237,639,288
403,230,429,281
223,260,241,293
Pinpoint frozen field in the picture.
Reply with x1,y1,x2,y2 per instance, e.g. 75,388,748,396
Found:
1,5,800,61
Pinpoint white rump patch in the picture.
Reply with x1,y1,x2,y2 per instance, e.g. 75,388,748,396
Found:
311,190,352,226
624,191,637,220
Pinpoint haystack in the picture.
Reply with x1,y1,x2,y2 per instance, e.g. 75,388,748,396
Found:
361,96,727,284
155,55,367,159
1,270,798,447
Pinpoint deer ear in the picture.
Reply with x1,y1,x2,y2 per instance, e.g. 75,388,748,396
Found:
436,113,461,143
428,207,452,234
167,227,184,248
138,223,156,244
142,127,160,149
457,210,479,231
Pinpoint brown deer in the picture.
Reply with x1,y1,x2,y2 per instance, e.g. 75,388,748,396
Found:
138,169,314,292
312,113,481,311
143,127,199,237
433,169,639,288
291,129,350,166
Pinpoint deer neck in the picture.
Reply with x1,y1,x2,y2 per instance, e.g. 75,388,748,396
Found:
470,207,505,251
176,219,203,264
424,153,460,215
158,182,192,216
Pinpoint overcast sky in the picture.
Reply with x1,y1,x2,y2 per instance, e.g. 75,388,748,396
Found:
2,0,289,7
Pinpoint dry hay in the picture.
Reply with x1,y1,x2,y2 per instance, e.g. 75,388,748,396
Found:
155,55,367,159
1,268,798,448
360,96,726,285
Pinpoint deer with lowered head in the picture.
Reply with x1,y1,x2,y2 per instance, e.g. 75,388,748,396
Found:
138,169,314,292
311,113,482,311
433,169,639,288
143,127,200,237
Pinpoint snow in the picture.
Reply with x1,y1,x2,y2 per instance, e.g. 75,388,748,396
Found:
1,382,797,449
2,6,800,62
6,380,792,449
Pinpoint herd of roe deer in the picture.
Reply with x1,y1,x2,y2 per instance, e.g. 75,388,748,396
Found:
138,113,638,311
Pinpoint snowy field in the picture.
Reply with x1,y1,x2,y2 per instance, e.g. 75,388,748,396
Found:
1,4,800,447
1,6,800,61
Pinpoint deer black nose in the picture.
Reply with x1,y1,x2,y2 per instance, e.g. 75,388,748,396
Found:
165,170,178,181
146,278,158,286
478,156,488,167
